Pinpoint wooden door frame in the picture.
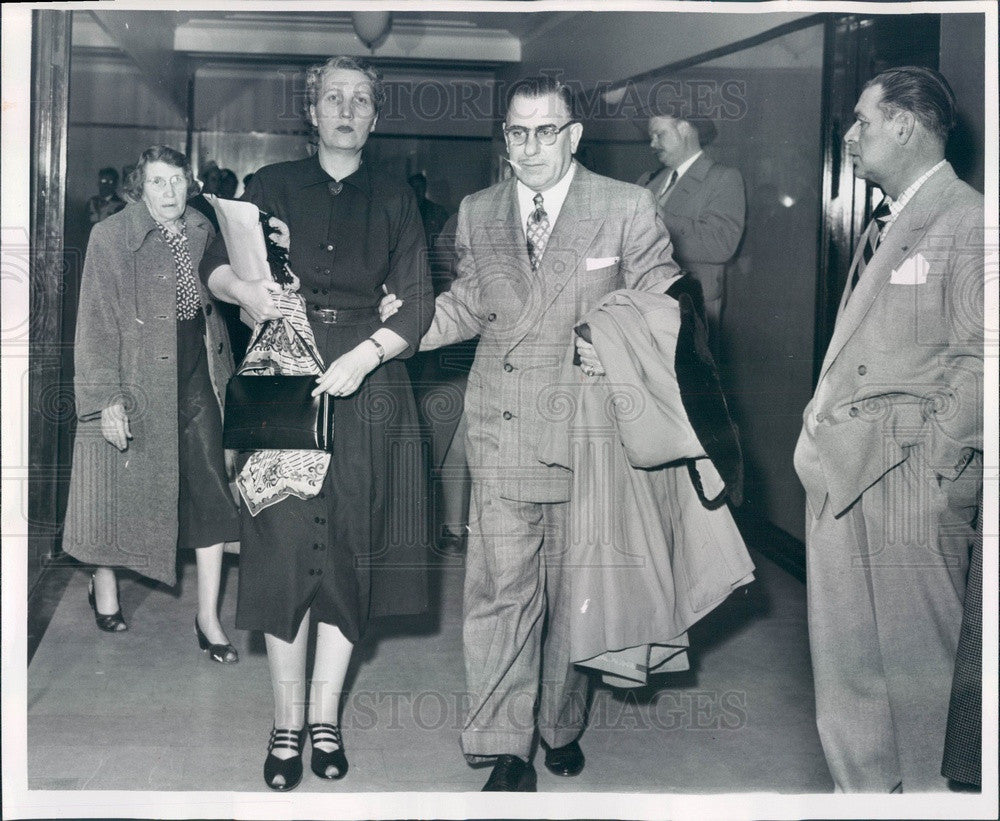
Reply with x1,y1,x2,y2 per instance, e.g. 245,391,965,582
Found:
29,9,72,590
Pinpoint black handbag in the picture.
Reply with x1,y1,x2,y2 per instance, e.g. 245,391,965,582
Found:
223,319,333,452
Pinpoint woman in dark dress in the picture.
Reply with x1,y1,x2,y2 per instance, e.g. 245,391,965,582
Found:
63,146,240,662
201,57,433,791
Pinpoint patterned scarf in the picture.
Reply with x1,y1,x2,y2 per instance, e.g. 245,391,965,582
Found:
156,221,201,320
236,289,332,516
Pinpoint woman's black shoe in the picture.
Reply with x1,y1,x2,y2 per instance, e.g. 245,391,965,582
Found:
195,617,238,663
87,575,127,633
264,726,305,791
309,722,348,780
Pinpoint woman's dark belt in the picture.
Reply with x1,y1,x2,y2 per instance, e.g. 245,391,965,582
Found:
305,304,378,325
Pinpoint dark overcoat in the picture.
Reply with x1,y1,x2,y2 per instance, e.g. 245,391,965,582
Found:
62,202,234,586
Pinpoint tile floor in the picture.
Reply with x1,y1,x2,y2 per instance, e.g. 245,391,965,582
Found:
27,547,834,793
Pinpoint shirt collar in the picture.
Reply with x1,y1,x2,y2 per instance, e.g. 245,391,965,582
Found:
673,149,703,181
883,158,946,219
516,161,577,231
300,153,372,197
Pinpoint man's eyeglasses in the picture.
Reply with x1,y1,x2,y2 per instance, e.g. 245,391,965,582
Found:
503,121,577,147
145,174,186,191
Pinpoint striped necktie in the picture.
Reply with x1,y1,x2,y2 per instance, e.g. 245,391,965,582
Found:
658,169,678,200
526,192,551,271
849,199,893,294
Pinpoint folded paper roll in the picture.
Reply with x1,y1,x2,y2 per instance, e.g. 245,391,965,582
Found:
205,195,270,327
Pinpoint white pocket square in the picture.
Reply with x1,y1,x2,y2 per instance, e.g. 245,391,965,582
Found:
586,256,619,271
890,253,929,285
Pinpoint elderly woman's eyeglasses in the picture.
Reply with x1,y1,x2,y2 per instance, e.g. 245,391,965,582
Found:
503,121,577,147
145,174,186,191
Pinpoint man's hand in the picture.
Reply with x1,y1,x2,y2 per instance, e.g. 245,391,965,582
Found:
236,279,284,324
312,340,382,397
378,291,402,322
101,402,132,451
575,337,605,377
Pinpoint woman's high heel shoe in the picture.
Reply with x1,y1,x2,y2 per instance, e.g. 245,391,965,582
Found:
195,617,238,664
309,723,348,780
264,726,306,792
87,574,127,633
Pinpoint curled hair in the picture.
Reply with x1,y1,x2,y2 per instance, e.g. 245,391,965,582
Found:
305,56,386,114
865,66,957,142
505,75,576,120
122,145,197,202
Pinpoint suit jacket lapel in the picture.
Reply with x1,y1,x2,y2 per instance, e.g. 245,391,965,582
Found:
819,164,955,382
665,153,711,207
538,165,603,300
486,178,533,283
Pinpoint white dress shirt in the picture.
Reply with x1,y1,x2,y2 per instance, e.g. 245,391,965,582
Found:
516,161,578,237
880,158,946,236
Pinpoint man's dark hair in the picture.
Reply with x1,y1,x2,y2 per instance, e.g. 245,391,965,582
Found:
865,66,957,142
505,75,575,120
99,167,118,181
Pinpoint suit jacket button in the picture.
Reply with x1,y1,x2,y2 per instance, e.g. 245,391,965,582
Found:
326,244,334,251
217,342,224,353
857,365,867,375
503,363,513,372
308,569,315,576
502,411,512,420
488,312,497,322
205,303,213,316
849,407,859,418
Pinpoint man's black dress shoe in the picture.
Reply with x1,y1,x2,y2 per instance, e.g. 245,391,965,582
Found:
542,739,585,776
482,755,537,791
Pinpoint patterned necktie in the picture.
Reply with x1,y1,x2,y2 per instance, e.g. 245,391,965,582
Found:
526,192,551,271
658,169,678,200
849,199,893,294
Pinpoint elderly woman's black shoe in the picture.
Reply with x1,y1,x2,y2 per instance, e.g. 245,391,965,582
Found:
264,726,305,791
309,723,348,780
87,575,127,633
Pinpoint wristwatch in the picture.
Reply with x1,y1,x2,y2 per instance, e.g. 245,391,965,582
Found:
367,336,385,364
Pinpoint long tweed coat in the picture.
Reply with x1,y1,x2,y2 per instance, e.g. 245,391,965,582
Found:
62,202,235,586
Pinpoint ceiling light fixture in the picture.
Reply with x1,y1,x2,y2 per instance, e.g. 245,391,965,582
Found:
351,11,392,51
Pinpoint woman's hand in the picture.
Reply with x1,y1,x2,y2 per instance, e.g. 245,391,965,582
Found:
266,216,290,250
575,337,606,377
235,278,284,324
378,291,402,321
101,402,132,451
312,340,382,397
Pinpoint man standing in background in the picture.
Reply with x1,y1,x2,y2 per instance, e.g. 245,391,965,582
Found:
638,114,745,354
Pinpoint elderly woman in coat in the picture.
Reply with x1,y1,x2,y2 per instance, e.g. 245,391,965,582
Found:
62,145,241,663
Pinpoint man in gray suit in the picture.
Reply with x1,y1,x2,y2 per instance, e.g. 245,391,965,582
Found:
391,76,680,790
638,115,745,352
794,66,983,792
